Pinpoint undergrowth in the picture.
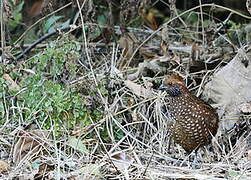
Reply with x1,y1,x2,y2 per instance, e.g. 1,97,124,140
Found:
0,40,103,137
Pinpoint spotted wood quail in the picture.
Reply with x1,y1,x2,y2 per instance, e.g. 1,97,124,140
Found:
159,75,219,153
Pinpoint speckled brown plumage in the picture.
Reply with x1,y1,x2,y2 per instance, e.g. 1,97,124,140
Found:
160,75,219,153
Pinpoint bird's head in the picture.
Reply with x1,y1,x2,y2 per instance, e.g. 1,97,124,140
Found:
159,75,188,97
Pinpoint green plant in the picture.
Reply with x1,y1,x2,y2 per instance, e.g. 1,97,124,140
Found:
7,1,23,29
18,77,88,131
0,40,103,136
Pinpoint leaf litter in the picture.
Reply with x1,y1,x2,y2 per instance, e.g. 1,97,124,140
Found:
1,1,251,179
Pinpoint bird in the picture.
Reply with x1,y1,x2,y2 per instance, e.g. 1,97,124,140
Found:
159,75,219,153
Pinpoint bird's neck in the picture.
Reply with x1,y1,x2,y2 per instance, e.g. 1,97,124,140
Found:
168,86,190,97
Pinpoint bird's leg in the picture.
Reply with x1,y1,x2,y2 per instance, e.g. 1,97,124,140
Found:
190,150,202,169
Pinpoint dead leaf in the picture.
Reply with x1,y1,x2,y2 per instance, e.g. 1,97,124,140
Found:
20,0,47,18
139,46,159,60
34,162,55,179
71,123,98,137
3,73,20,91
119,33,138,69
139,8,162,30
143,10,158,30
13,130,50,164
21,69,36,75
204,49,251,130
68,163,102,179
111,152,134,170
191,43,200,62
248,150,251,160
0,160,10,173
110,152,134,180
127,58,168,80
67,136,89,154
124,80,153,98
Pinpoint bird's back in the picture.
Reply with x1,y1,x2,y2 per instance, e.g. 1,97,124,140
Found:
168,93,218,152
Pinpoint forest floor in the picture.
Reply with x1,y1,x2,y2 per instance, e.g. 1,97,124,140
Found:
0,1,251,179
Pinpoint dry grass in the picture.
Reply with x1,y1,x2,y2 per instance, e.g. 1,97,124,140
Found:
1,0,251,179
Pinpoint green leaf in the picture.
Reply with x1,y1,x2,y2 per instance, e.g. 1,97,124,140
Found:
228,170,239,177
97,15,106,25
68,136,89,154
43,15,64,33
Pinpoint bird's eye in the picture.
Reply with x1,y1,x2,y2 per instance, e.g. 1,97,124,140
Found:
168,82,173,86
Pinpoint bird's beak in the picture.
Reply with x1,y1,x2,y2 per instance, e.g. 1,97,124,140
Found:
159,85,168,90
